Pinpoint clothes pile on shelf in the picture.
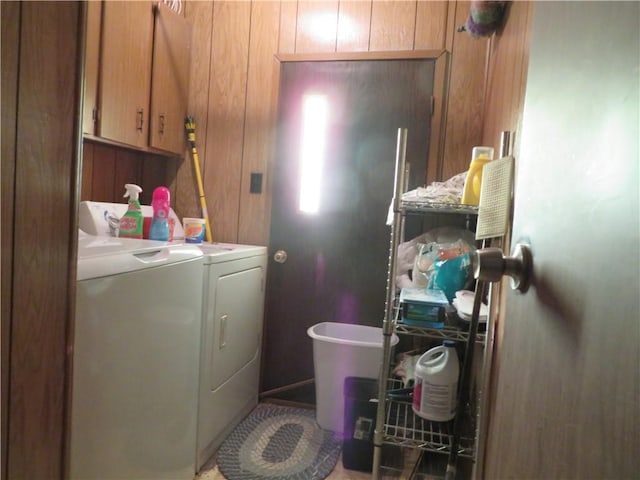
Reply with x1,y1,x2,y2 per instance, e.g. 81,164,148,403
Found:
401,172,467,205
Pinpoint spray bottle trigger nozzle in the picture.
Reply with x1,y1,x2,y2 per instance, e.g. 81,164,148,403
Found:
123,183,143,201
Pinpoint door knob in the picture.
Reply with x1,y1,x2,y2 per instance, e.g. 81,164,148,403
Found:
273,250,288,263
471,243,533,293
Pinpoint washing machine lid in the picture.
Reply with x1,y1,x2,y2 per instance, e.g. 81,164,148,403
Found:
77,233,203,281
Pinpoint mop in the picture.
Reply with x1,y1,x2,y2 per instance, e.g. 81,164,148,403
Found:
184,116,213,242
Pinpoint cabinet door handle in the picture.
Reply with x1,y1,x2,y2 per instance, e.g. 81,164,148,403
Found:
159,114,165,135
136,108,144,131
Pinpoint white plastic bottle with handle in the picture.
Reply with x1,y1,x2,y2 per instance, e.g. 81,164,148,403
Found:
412,339,460,422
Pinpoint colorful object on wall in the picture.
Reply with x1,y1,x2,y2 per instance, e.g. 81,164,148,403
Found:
458,1,508,38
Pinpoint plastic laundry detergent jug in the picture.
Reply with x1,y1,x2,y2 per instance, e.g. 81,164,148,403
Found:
412,340,459,421
461,146,494,206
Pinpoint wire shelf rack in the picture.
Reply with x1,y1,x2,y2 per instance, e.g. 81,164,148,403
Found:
382,379,476,459
399,200,479,216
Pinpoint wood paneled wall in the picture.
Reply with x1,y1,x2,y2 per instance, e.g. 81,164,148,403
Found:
81,141,178,206
80,1,490,246
80,1,492,246
481,1,534,155
477,2,534,476
175,0,490,246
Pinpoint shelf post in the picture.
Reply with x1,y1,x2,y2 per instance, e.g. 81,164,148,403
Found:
372,127,408,479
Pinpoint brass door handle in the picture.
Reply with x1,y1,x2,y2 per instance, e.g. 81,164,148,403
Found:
273,250,287,263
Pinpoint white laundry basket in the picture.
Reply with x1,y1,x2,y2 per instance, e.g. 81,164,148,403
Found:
307,322,398,433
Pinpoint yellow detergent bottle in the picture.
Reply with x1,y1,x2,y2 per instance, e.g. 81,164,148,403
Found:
461,146,494,205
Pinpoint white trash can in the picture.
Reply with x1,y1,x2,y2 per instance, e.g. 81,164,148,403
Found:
307,322,399,433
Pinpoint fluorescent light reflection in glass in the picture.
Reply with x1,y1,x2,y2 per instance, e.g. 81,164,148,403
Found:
299,94,328,214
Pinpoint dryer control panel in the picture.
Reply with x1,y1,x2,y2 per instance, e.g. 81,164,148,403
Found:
79,200,185,239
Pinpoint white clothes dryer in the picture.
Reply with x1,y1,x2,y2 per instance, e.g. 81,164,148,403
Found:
194,242,267,470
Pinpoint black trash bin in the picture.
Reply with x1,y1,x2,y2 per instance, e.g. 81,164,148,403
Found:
342,376,378,472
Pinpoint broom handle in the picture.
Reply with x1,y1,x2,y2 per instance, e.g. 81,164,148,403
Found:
185,116,213,243
445,278,486,480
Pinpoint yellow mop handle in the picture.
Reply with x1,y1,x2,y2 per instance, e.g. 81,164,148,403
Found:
185,116,213,243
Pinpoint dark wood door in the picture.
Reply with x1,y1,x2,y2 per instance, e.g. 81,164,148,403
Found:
262,59,435,393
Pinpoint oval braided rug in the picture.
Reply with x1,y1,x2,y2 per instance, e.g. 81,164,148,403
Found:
216,404,341,480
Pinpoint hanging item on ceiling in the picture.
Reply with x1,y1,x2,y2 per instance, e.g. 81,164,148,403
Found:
162,0,182,14
457,1,508,38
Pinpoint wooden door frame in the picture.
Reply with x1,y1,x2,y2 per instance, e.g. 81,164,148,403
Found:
263,49,450,248
1,2,20,477
2,3,84,479
259,50,450,395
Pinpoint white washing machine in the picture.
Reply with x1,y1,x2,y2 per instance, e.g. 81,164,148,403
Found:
71,233,204,480
78,201,268,471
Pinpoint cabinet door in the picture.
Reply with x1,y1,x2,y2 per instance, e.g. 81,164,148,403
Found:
149,2,191,155
98,1,153,149
82,1,101,135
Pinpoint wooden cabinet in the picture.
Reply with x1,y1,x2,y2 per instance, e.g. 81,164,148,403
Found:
99,1,154,149
85,1,191,156
149,2,191,154
82,1,101,136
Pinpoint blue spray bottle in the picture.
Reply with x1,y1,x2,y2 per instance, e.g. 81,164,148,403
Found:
149,186,171,241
